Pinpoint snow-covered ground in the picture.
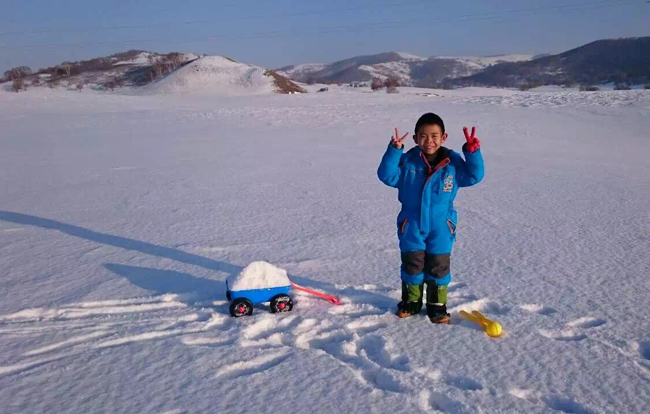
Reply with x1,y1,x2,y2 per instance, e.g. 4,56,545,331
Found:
1,85,650,414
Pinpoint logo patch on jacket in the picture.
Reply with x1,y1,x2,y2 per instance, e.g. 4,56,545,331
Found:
443,175,454,192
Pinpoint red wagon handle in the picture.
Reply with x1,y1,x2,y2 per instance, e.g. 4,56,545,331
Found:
291,282,342,305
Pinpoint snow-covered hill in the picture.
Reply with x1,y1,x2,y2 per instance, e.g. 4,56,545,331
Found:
140,56,304,96
11,51,201,91
4,51,303,96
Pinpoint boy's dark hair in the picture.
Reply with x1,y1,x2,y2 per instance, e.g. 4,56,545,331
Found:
415,113,445,135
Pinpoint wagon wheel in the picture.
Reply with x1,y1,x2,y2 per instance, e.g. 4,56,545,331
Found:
270,294,293,313
229,298,253,317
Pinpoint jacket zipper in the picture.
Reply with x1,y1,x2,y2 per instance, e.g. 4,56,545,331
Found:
420,152,450,189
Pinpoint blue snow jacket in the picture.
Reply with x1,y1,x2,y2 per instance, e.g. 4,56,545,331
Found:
377,144,484,267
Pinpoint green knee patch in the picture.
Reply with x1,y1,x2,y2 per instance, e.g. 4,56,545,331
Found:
402,282,424,303
426,283,447,305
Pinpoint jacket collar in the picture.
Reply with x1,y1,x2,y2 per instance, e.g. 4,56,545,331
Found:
408,146,450,176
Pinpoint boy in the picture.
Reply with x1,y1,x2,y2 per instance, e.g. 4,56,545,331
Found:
377,113,484,324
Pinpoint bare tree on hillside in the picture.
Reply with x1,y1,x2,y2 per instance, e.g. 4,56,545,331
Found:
153,63,164,79
385,76,400,93
5,66,32,81
371,77,384,91
166,53,183,70
12,78,26,92
384,76,400,88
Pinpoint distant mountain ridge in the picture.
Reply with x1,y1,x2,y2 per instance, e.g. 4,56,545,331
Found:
276,52,532,86
4,37,648,93
445,37,650,87
277,37,650,88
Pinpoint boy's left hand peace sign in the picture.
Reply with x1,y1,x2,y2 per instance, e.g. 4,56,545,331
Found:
390,128,409,149
463,126,481,153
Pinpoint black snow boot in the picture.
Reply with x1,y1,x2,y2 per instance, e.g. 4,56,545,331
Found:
427,303,450,324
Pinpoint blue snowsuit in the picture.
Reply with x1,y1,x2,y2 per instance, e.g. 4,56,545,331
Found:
377,144,484,287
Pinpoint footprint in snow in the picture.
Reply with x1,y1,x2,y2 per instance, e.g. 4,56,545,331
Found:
181,336,236,348
633,341,650,365
303,330,407,394
509,387,541,402
238,314,303,348
448,298,510,316
539,329,588,342
538,316,606,343
327,302,384,317
213,349,292,380
448,293,478,304
566,317,606,329
520,303,557,316
418,389,471,414
447,282,468,293
542,395,596,414
445,375,484,391
345,317,389,335
639,341,650,361
511,389,596,414
356,334,410,372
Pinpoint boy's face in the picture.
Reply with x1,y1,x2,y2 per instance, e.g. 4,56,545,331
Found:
414,124,447,155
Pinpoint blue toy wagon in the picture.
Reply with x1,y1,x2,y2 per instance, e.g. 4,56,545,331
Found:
226,261,294,317
226,281,293,317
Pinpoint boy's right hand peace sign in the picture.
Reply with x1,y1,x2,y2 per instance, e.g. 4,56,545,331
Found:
391,128,409,149
463,126,481,153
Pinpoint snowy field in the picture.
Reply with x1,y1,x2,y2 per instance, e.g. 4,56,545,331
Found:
1,85,650,414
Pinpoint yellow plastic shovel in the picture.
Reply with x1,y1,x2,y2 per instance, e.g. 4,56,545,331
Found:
459,310,503,338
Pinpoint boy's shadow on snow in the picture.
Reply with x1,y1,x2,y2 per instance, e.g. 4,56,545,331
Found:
0,210,397,312
0,210,241,275
0,210,236,309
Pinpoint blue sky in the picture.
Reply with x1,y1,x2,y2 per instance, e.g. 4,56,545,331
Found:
1,0,649,72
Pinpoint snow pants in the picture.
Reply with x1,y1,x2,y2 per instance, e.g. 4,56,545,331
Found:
397,210,457,288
